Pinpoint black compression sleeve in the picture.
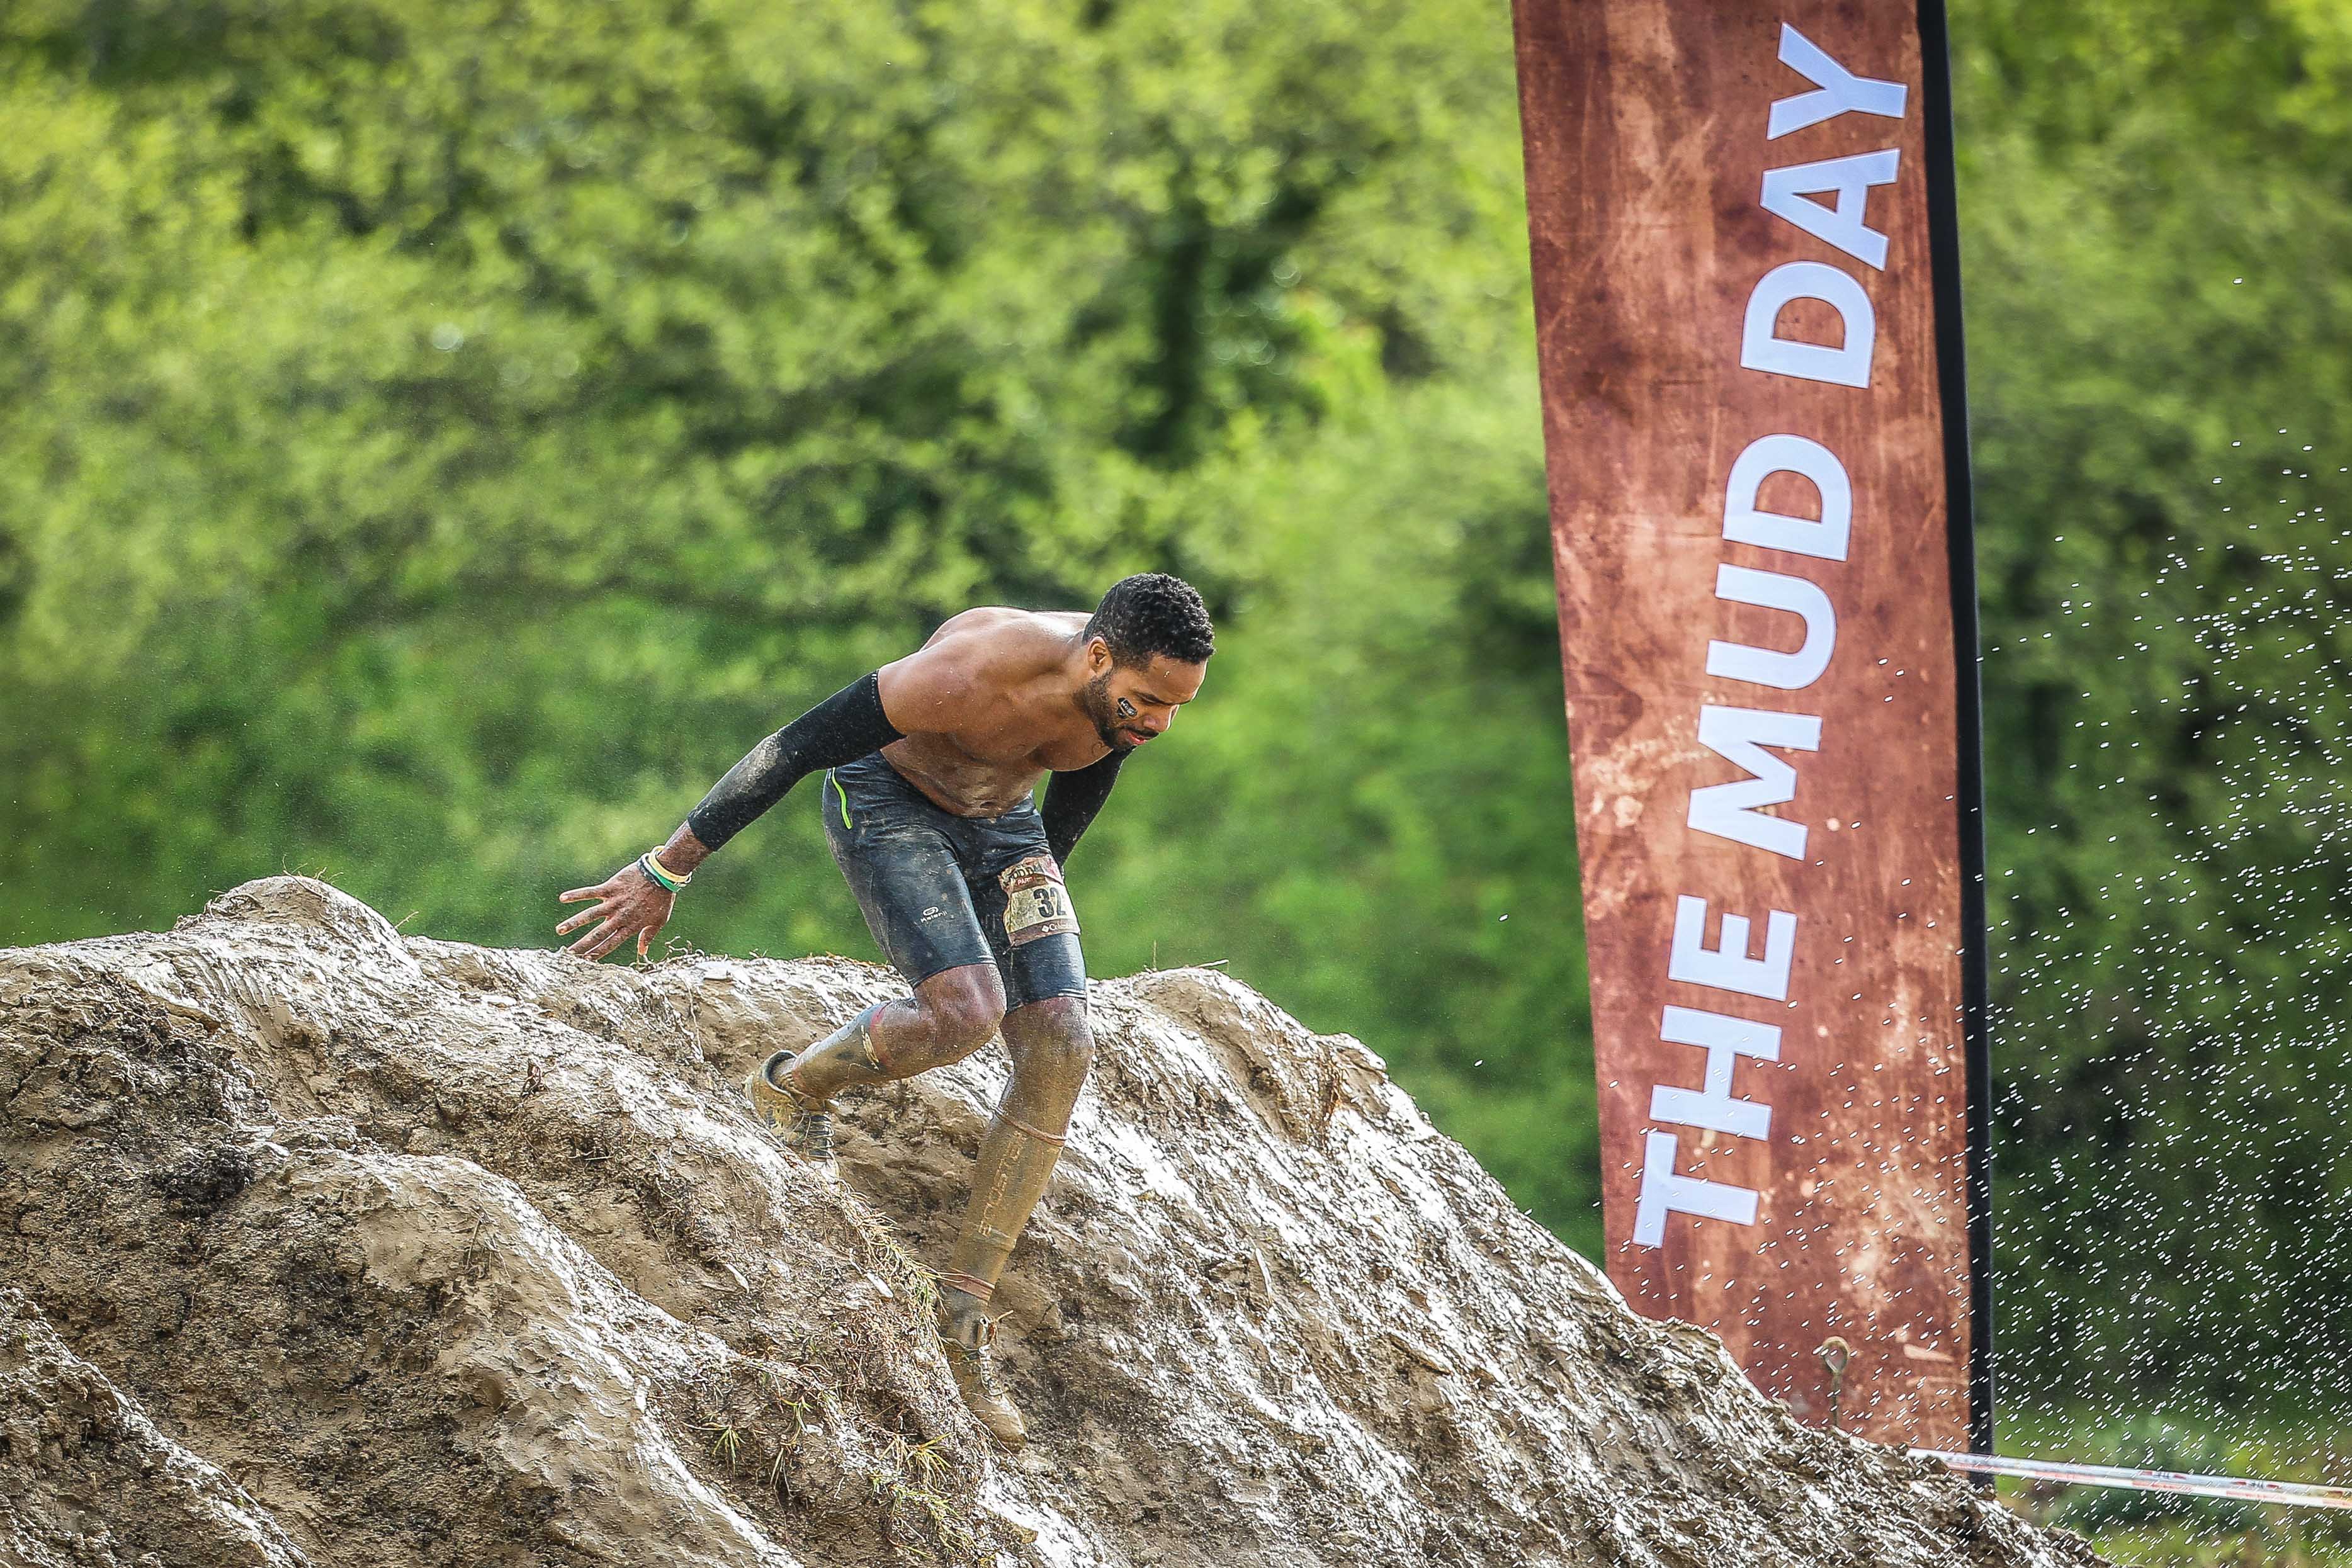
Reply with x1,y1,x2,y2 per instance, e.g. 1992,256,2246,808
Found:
686,672,905,851
1041,750,1126,867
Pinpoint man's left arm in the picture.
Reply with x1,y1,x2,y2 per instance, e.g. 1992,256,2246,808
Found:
1041,750,1126,867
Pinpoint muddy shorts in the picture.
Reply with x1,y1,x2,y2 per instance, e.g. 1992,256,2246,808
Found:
820,751,1087,1010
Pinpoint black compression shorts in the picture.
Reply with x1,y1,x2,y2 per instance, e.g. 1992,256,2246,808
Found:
821,752,1088,1010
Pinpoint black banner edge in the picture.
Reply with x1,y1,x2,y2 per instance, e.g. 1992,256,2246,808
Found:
1915,0,1998,1461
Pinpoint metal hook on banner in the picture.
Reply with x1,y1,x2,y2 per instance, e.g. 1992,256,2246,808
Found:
1815,1336,1852,1433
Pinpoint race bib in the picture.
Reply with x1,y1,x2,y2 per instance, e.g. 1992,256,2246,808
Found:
999,855,1080,947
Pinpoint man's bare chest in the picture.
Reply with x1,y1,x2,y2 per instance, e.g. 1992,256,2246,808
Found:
883,724,1107,816
927,702,1105,771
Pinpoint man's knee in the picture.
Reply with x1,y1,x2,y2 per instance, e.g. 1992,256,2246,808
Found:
1007,996,1095,1084
917,967,1007,1057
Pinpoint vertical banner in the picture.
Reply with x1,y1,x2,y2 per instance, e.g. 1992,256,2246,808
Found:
1510,3,1993,1451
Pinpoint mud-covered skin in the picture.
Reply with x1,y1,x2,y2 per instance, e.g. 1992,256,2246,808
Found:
770,1003,887,1107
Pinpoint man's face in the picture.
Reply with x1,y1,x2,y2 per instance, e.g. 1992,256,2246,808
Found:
1082,646,1207,753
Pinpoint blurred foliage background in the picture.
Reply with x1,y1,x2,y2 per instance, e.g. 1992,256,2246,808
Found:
6,0,2352,1476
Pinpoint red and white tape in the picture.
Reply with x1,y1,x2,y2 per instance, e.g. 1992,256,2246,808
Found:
1913,1450,2352,1511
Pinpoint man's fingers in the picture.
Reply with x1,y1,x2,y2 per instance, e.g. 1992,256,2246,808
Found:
636,928,652,961
558,886,602,904
568,916,623,957
584,913,653,963
555,900,613,937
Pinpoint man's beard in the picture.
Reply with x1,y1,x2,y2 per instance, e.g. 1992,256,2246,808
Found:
1085,670,1138,753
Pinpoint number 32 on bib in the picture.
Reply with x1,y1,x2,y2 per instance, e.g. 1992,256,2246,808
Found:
999,855,1080,946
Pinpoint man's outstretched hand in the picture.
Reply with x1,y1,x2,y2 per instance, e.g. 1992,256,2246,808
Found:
557,864,672,962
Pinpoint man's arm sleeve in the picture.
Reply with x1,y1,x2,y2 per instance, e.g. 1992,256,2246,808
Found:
685,672,905,852
1040,750,1126,867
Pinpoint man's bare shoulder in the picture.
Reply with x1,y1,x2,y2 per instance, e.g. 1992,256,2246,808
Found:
917,607,1090,672
878,608,1090,731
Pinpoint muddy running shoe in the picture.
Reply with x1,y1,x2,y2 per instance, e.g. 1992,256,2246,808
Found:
743,1049,835,1174
939,1294,1026,1446
940,1340,1026,1447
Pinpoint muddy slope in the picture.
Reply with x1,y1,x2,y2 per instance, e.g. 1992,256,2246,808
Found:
0,877,2101,1567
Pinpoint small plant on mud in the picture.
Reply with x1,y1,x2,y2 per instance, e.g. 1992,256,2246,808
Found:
905,1435,950,1488
703,1423,745,1470
869,1469,981,1563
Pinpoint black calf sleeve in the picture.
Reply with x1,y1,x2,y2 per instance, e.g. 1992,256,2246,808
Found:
687,672,904,851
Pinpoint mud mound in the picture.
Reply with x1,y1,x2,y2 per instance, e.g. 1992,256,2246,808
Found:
0,877,2102,1567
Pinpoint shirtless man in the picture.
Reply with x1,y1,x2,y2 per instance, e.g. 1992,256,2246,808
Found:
554,573,1213,1443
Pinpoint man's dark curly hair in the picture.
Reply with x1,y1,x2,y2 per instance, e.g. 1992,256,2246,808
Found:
1085,573,1214,667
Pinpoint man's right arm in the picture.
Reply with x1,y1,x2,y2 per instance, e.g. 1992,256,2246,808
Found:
556,643,990,960
1041,750,1126,866
680,626,1012,859
682,670,906,854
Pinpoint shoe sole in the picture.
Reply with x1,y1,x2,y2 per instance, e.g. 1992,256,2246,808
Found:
742,1058,798,1141
743,1054,838,1173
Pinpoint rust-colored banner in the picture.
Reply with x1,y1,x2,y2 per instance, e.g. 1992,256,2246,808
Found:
1510,2,1991,1449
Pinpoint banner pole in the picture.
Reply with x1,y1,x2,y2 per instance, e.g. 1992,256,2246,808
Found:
1916,1452,2352,1513
1913,0,1997,1460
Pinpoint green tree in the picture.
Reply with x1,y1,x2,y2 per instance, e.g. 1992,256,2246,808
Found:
1957,0,2352,1418
12,0,2352,1424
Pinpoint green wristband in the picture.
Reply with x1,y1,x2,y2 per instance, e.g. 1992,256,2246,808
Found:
637,852,686,894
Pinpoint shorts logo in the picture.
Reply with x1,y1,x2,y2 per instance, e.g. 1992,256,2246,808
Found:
998,855,1079,947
